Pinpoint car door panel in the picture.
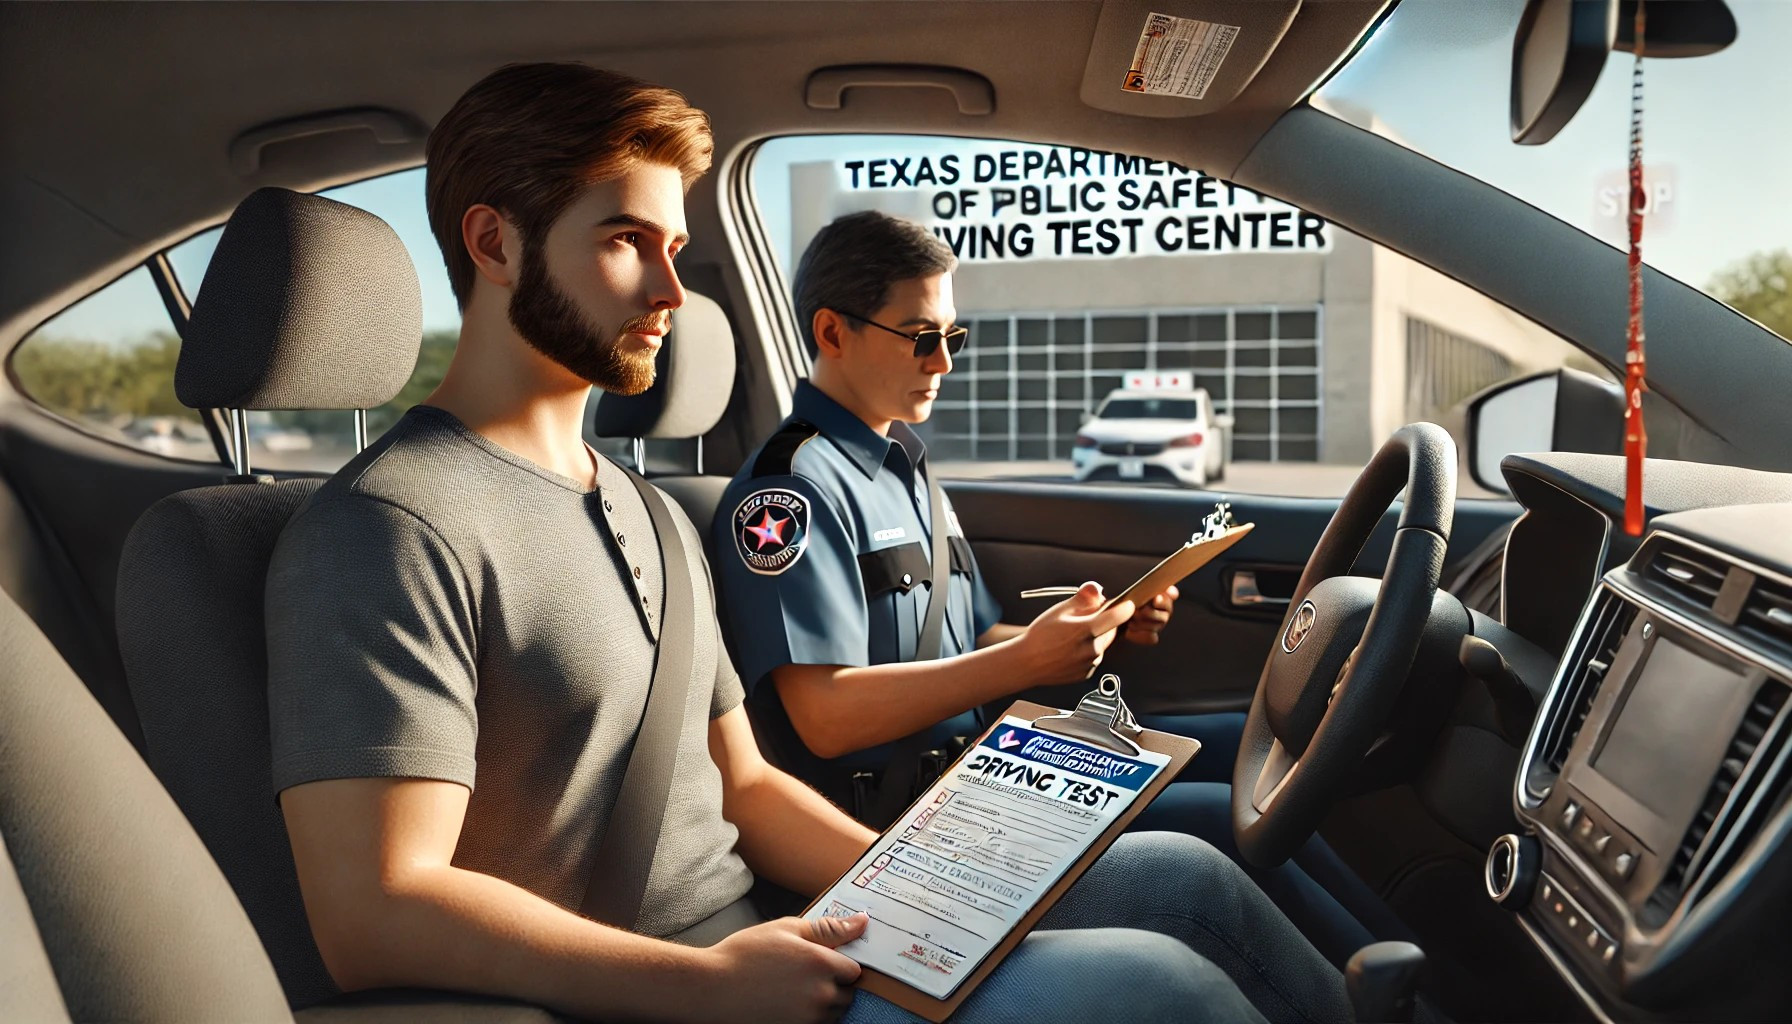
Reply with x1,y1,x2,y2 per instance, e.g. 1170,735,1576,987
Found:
947,479,1519,717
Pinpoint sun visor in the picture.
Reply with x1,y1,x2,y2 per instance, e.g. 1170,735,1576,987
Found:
1079,0,1301,117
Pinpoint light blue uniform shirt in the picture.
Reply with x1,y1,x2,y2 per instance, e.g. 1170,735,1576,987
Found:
712,381,1003,775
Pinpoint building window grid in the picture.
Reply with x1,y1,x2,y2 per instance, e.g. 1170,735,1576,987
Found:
932,306,1322,462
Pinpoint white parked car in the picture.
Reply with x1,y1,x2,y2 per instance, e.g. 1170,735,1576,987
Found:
1071,385,1231,488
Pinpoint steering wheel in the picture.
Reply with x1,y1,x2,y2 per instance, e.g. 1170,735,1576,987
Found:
1232,423,1457,868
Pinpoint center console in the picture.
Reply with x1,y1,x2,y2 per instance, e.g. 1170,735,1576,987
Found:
1488,524,1792,1021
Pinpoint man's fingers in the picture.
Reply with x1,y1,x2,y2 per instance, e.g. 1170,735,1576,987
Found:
827,948,863,985
805,912,869,948
1088,599,1136,636
1073,580,1105,608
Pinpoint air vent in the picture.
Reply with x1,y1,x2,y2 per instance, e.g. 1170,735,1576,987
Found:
1739,576,1792,653
1541,594,1638,776
1647,542,1728,609
1647,683,1791,924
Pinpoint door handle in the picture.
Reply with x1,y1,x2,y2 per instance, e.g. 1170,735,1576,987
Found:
1230,570,1291,608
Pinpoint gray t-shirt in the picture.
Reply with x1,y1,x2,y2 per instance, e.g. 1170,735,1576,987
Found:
267,406,753,936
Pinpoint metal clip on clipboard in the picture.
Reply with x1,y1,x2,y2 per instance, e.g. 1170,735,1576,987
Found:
1029,673,1144,756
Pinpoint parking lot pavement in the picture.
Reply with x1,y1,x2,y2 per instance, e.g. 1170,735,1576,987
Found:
935,460,1501,500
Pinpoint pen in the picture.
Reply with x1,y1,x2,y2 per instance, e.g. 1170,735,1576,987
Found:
1018,586,1084,599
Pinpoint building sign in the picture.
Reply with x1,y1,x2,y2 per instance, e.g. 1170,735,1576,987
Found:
839,143,1331,263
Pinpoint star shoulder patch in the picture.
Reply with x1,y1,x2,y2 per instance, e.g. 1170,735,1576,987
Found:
732,487,811,576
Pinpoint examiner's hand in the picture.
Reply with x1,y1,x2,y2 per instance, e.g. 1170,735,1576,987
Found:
1123,585,1178,646
1015,581,1136,684
695,914,866,1024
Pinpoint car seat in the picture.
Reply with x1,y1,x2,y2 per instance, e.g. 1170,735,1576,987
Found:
591,288,738,559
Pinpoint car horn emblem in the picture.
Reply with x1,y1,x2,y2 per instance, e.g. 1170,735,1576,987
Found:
1282,600,1317,653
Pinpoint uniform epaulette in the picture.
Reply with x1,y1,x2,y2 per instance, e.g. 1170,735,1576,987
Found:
751,418,820,478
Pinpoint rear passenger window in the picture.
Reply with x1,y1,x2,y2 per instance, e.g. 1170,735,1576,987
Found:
8,267,214,461
167,168,462,472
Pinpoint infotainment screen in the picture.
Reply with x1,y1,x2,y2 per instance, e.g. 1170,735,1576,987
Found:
1593,638,1752,824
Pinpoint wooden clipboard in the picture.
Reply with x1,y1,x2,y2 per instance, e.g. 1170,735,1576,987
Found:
1100,521,1253,614
809,696,1200,1022
1019,522,1254,613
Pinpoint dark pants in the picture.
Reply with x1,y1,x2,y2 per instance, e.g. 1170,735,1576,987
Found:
843,832,1352,1024
1133,781,1421,970
1132,712,1418,969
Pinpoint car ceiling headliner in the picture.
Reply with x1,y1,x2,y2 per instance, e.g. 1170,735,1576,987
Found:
0,0,1385,334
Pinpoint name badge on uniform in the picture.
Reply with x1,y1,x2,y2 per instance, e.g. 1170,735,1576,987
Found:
733,488,811,576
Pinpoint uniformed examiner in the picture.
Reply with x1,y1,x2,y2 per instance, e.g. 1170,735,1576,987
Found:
711,210,1178,822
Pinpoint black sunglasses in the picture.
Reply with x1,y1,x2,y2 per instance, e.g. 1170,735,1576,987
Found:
838,310,970,359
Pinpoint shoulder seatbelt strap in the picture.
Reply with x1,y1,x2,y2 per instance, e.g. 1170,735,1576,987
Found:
917,455,951,662
580,469,697,930
862,457,953,828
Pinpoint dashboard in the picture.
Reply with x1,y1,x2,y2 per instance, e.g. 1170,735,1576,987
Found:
1486,455,1792,1022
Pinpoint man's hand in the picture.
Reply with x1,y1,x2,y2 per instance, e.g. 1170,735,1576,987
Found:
1123,584,1179,646
1013,581,1136,683
697,914,868,1024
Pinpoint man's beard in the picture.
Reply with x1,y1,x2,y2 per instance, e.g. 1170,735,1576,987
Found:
507,246,661,396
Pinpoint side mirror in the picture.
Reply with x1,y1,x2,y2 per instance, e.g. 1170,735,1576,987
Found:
1215,413,1235,430
1466,368,1625,495
1079,411,1093,425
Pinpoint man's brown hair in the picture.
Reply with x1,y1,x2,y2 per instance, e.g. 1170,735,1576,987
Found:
426,63,713,308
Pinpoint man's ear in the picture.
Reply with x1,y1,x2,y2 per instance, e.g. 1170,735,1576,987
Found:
811,308,852,361
462,204,520,291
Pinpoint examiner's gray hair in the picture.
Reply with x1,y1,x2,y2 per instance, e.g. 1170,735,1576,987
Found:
792,210,957,357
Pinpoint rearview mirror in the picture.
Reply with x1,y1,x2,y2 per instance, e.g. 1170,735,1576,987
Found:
1466,368,1625,494
1511,0,1615,145
1512,0,1736,145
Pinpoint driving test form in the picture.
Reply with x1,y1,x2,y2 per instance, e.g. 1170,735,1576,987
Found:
805,717,1171,1000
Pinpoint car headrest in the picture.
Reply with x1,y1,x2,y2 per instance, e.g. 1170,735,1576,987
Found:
176,187,421,411
592,290,736,440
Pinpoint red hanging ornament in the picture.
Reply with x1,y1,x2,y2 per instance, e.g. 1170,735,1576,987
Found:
1623,0,1648,537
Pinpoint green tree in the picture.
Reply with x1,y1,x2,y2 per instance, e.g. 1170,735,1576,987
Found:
1708,249,1792,341
11,330,195,425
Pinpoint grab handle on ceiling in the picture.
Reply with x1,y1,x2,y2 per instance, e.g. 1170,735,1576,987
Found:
805,65,994,116
229,107,426,177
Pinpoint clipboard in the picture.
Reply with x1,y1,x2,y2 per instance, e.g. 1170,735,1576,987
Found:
1020,502,1254,614
804,677,1200,1022
1100,520,1252,614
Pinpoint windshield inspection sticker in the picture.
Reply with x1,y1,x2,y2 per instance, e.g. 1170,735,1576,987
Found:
807,718,1169,999
1122,12,1239,99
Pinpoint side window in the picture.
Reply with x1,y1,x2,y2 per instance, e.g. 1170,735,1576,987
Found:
9,267,214,461
751,135,1601,497
167,168,465,472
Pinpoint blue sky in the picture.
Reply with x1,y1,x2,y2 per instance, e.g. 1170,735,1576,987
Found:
1315,0,1791,298
37,0,1789,346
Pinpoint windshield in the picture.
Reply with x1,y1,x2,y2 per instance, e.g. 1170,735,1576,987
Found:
1315,0,1791,342
1098,397,1200,420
